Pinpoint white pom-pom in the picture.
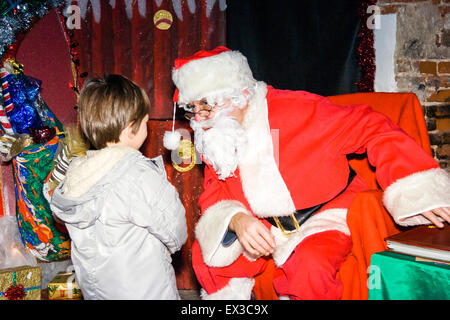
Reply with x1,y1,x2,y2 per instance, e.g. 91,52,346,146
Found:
163,130,181,150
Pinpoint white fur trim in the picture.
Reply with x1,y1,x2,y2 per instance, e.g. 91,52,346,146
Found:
271,208,350,267
172,50,256,104
243,251,258,262
163,130,181,150
64,146,138,198
200,277,255,300
195,200,250,267
238,83,296,218
383,168,450,227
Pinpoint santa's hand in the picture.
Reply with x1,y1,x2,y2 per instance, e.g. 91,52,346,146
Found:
420,207,450,228
229,212,275,257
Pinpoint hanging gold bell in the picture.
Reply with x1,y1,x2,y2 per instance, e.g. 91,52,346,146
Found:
172,139,196,172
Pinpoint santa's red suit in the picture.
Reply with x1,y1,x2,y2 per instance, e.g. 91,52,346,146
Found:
170,47,450,300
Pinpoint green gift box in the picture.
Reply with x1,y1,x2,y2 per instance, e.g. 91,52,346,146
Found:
0,266,41,300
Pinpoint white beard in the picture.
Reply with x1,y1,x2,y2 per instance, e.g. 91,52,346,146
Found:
190,109,247,180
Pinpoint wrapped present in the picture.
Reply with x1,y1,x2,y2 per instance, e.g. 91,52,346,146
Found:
48,271,82,300
12,136,71,262
0,265,41,300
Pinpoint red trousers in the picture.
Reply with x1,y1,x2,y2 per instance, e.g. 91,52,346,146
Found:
192,229,352,300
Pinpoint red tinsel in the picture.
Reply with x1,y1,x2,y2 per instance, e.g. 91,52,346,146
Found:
55,8,85,95
356,0,376,92
4,284,26,300
1,33,25,66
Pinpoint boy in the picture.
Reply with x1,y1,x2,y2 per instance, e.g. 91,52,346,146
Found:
51,74,187,300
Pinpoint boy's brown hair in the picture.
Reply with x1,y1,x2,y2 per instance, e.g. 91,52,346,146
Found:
78,74,150,149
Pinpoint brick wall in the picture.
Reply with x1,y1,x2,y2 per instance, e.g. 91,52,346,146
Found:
377,0,450,171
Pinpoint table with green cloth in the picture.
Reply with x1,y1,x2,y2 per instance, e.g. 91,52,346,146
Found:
368,251,450,300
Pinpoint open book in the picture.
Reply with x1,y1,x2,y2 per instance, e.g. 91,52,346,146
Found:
385,224,450,262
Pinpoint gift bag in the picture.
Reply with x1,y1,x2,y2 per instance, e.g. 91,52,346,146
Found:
0,59,72,266
12,136,71,262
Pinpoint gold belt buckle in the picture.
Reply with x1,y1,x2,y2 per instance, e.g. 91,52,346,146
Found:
273,213,300,238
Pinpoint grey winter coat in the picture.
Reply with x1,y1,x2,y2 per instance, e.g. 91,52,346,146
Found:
50,146,187,300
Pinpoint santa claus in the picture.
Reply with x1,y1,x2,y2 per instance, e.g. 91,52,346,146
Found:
166,46,450,300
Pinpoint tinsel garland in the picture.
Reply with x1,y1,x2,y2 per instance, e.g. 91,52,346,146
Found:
0,0,68,60
356,0,376,92
55,8,87,97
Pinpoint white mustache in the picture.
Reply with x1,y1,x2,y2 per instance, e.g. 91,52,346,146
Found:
189,106,236,130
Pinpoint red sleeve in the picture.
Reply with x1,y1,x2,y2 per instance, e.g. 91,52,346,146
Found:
268,87,448,226
317,98,449,226
321,99,439,190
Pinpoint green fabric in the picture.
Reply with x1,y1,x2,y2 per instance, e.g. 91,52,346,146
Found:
368,251,450,300
12,136,71,262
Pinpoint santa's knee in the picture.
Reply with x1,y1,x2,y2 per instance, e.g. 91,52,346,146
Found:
282,231,351,299
296,230,351,270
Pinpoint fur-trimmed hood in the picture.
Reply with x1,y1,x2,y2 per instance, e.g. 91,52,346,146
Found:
51,146,140,228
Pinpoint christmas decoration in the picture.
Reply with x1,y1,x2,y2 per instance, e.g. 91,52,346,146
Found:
55,8,85,97
356,0,376,92
0,64,43,134
4,283,25,300
153,9,173,30
171,138,197,173
0,133,33,162
0,67,15,114
0,59,64,139
12,136,71,262
0,66,16,134
0,59,71,262
29,126,56,144
73,0,227,22
0,265,41,300
0,0,69,60
0,89,13,135
47,271,83,300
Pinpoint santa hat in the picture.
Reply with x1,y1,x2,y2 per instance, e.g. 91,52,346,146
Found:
172,46,257,105
164,46,257,150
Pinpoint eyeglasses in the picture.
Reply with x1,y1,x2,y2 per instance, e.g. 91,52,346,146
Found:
183,99,216,120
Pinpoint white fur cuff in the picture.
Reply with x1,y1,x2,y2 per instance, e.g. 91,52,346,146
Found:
195,200,250,267
383,168,450,226
200,277,255,300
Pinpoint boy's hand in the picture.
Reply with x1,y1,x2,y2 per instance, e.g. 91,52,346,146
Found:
420,207,450,228
229,212,275,257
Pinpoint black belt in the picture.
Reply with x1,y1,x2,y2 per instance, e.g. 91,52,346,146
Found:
266,166,356,235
